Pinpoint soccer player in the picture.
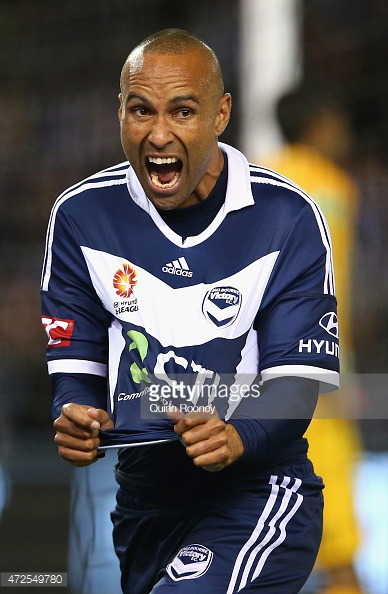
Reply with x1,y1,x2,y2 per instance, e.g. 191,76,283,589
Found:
41,29,339,594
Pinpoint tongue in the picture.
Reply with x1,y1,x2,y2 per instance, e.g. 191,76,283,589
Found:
152,162,180,184
157,170,177,184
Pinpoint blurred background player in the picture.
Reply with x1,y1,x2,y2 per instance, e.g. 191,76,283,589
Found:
67,451,122,594
263,84,364,594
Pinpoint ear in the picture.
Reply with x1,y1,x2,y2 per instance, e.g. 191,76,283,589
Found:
118,92,123,120
215,93,232,136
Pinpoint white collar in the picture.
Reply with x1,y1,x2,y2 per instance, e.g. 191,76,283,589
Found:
126,142,254,247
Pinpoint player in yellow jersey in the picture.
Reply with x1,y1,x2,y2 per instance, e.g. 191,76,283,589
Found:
263,85,364,594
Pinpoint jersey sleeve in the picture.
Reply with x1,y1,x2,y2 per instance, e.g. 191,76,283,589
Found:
41,202,111,378
255,202,340,393
228,376,319,461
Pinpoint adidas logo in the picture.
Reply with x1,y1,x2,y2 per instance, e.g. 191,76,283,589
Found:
162,257,193,277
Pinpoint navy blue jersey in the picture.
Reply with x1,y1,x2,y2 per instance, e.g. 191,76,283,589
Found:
41,143,339,447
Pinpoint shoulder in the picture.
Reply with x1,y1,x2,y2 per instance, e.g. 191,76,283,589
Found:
221,142,314,218
247,162,333,260
248,161,320,220
53,161,129,214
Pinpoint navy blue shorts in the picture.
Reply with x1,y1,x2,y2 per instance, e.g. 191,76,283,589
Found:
111,455,323,594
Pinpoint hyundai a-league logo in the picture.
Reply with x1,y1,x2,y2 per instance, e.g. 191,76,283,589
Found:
113,263,137,298
202,286,242,327
166,544,213,581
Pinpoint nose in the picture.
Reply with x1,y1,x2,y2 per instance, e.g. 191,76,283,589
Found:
148,114,174,149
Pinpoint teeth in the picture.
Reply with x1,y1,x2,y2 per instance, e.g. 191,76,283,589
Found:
148,157,178,165
150,172,180,189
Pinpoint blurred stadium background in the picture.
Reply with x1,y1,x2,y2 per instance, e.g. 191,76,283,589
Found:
0,0,387,592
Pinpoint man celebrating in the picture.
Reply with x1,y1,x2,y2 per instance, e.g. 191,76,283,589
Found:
41,29,339,593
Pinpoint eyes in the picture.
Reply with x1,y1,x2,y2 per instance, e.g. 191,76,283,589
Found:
130,106,194,119
176,109,192,118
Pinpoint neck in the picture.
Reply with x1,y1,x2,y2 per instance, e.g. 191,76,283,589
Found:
179,146,224,208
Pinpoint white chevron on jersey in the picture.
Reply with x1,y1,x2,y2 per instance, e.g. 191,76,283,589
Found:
80,245,280,347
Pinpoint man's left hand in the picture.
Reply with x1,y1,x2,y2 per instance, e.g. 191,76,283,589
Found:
168,407,244,471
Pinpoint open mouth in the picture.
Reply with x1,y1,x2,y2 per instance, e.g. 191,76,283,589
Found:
147,156,183,190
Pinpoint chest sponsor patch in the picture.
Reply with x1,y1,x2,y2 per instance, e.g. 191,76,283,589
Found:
166,544,213,581
202,286,242,327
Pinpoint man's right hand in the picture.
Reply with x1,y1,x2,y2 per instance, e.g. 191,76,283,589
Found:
53,403,114,466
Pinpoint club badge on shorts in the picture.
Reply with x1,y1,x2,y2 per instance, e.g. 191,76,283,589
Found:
166,544,213,581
